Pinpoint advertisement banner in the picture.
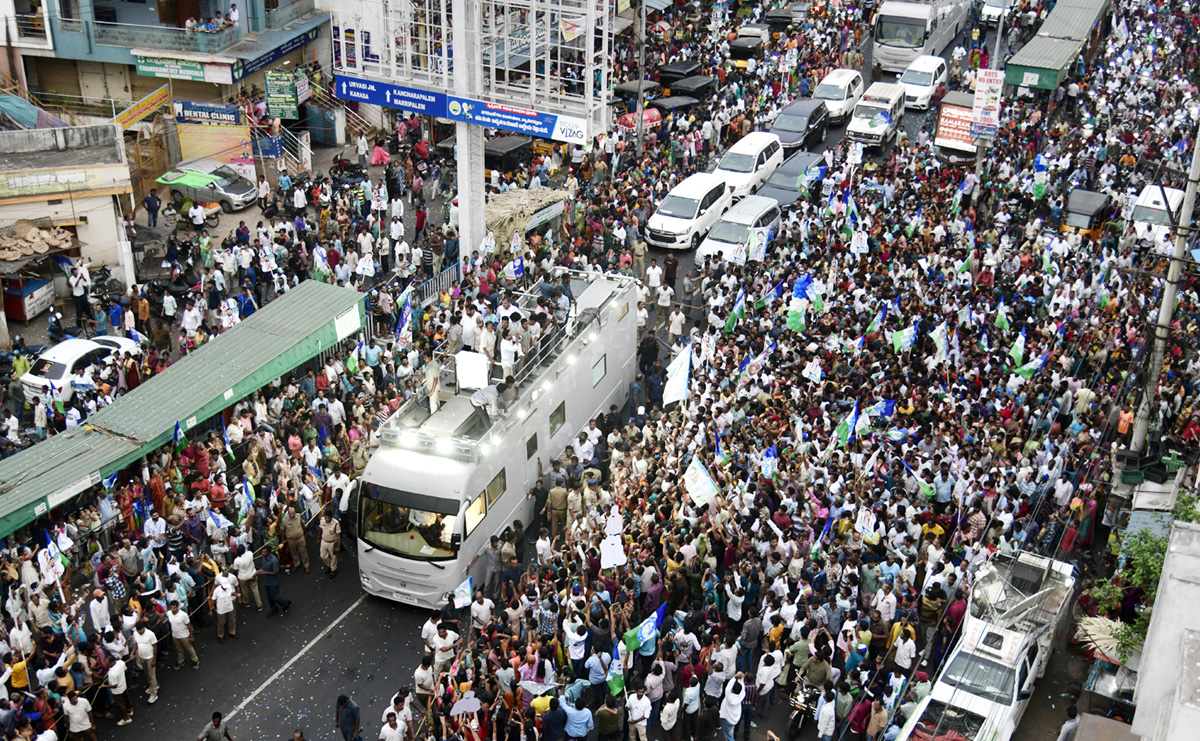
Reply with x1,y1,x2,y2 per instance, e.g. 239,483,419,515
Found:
173,100,242,126
266,70,299,119
135,57,205,81
112,85,170,130
334,73,589,143
970,68,1004,139
178,123,254,176
934,104,976,152
446,97,587,144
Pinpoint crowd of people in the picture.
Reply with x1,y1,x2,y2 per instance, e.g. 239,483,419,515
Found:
0,0,1197,739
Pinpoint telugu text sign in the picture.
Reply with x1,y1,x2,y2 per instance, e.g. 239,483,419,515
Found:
112,85,169,131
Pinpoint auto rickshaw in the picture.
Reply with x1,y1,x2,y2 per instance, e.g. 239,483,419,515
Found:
612,80,663,114
436,135,532,183
668,75,717,101
657,60,702,87
1061,188,1113,242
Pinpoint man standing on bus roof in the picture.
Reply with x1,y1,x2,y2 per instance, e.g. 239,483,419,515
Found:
469,382,507,431
423,350,441,414
546,476,569,539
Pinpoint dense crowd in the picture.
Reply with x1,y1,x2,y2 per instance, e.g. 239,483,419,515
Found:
0,0,1198,740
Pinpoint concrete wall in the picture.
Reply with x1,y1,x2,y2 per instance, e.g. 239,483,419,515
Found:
0,122,125,162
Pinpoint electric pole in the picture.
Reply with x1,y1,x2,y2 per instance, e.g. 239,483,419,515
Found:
635,0,647,157
1131,133,1200,452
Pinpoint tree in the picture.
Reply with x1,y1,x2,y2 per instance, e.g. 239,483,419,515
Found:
1086,493,1199,662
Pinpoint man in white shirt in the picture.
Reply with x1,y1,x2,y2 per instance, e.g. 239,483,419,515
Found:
210,573,239,642
233,545,262,611
892,630,917,673
167,601,199,670
132,623,160,703
62,693,95,737
106,657,133,724
470,591,496,633
872,583,898,624
89,589,112,635
429,625,460,677
627,686,652,741
644,260,663,302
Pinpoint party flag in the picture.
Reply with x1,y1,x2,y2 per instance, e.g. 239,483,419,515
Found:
724,288,746,334
173,421,187,452
994,299,1010,331
903,462,936,500
1009,327,1026,366
802,357,823,383
1015,351,1051,378
606,642,625,696
624,602,668,653
761,445,778,479
865,305,887,335
833,402,860,448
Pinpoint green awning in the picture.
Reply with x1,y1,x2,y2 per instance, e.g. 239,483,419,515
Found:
156,170,220,188
0,281,366,538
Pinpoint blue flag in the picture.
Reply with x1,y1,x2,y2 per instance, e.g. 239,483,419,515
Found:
173,421,187,451
319,424,329,445
101,472,119,490
761,445,778,478
867,399,896,418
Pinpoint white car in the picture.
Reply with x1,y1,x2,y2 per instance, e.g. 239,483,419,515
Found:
898,55,948,109
981,0,1012,25
812,68,865,124
21,337,141,403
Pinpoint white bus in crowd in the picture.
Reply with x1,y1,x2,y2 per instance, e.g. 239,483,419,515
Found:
356,271,639,608
872,0,971,74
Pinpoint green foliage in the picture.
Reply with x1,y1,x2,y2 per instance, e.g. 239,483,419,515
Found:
1173,492,1200,524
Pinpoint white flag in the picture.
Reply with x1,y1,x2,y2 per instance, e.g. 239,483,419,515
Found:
663,341,692,405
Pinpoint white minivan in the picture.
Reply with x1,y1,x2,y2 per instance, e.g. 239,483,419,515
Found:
696,196,782,264
898,55,948,109
713,131,784,199
846,82,905,148
812,68,865,124
1131,183,1185,246
644,173,735,250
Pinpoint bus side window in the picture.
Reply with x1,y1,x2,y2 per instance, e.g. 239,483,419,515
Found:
486,468,507,508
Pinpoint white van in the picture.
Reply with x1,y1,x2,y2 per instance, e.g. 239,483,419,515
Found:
812,68,865,125
645,173,735,250
846,82,904,148
898,55,948,109
1131,183,1185,245
713,131,784,199
696,196,782,264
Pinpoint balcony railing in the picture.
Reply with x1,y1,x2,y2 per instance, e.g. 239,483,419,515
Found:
87,20,243,53
267,0,315,29
57,17,83,34
14,13,50,41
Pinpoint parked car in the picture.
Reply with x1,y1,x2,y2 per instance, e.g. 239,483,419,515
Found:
768,99,830,152
757,151,826,211
898,55,949,110
21,337,141,404
158,158,257,212
713,132,784,198
645,173,734,250
812,68,865,125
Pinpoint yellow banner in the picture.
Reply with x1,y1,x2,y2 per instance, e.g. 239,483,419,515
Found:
111,85,170,131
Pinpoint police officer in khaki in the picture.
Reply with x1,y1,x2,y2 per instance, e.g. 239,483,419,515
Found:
281,504,310,573
318,509,342,578
544,476,568,539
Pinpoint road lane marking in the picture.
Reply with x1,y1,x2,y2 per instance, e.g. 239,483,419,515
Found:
225,594,367,722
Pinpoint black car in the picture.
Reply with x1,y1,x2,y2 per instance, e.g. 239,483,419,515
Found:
757,151,825,211
768,99,829,153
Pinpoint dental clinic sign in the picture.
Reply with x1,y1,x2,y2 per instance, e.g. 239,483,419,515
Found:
334,74,587,144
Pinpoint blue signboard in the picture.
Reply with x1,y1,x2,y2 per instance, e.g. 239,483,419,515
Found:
252,134,282,159
174,100,241,125
445,96,585,144
334,74,447,117
240,27,322,79
333,74,587,144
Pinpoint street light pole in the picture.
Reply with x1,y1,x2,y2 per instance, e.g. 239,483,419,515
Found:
1130,133,1200,452
635,0,647,157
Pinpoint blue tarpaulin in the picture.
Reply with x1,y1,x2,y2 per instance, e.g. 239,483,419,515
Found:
0,95,67,131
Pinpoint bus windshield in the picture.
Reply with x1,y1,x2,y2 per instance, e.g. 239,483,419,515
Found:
360,482,460,561
875,16,927,48
1130,205,1174,226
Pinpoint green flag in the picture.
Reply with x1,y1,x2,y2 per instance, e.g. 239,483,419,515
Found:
994,301,1010,331
957,256,972,274
724,288,746,334
1009,329,1025,366
811,292,825,314
787,305,806,332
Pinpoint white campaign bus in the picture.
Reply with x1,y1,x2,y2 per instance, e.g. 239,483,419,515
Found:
872,0,970,74
356,271,639,608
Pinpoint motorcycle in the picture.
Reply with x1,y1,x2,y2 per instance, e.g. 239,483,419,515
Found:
331,150,367,180
92,265,125,301
48,311,86,343
786,685,821,739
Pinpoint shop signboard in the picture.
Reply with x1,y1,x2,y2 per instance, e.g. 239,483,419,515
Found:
266,70,299,119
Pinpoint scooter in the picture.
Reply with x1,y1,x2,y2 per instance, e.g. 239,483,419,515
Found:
786,685,821,739
48,311,85,343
